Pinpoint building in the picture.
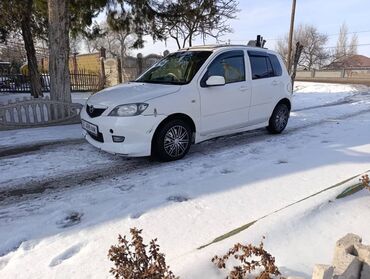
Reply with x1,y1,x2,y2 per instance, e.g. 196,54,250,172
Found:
325,55,370,70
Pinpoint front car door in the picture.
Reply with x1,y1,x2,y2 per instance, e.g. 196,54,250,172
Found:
198,50,251,136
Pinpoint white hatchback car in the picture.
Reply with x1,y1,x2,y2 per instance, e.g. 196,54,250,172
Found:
81,45,292,161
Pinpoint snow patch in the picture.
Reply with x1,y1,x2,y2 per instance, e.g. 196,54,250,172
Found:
49,243,85,267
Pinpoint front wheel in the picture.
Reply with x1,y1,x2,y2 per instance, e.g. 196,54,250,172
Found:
153,119,192,161
267,103,290,134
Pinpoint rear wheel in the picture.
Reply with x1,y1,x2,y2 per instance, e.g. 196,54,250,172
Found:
267,103,290,134
153,119,192,161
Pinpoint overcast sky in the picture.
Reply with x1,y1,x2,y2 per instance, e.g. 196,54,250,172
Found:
100,0,370,56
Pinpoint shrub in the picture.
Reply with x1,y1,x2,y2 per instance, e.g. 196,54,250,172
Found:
360,174,370,191
108,228,177,279
212,237,281,279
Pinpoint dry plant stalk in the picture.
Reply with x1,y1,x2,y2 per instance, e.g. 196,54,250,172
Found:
212,237,281,279
360,174,370,191
108,228,177,279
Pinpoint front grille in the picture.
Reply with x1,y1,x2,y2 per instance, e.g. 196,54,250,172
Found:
87,131,104,143
86,104,106,118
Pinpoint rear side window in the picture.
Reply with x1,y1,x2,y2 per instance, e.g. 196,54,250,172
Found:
248,51,282,80
268,54,282,76
204,50,245,84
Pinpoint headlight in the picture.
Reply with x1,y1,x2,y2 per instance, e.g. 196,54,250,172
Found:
109,103,148,117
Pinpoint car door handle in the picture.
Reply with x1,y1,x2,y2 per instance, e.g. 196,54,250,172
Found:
239,85,248,91
272,80,279,86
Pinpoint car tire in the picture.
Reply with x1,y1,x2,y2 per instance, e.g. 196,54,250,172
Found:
267,103,290,134
153,119,192,161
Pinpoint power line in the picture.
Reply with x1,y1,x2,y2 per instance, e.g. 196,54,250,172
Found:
267,30,370,41
327,30,370,37
225,39,370,48
227,30,370,43
322,43,370,49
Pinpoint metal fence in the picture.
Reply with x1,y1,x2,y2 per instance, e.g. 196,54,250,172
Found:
70,70,101,92
0,70,101,93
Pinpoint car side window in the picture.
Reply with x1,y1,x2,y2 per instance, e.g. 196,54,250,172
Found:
268,54,282,76
205,51,246,84
248,51,283,80
249,55,274,80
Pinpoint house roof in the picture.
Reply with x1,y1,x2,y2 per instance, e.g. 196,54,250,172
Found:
327,55,370,69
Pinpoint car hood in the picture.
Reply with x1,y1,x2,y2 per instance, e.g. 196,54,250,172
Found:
87,82,181,107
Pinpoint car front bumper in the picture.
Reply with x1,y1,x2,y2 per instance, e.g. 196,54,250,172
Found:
80,109,166,157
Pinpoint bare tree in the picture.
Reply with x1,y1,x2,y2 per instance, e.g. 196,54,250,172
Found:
335,22,348,59
118,34,136,57
335,22,358,58
155,0,239,49
48,0,71,103
85,22,137,63
276,24,328,70
84,39,94,53
0,34,27,72
70,34,84,54
348,33,358,56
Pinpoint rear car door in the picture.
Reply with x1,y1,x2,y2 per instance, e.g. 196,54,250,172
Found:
198,50,251,135
248,51,283,125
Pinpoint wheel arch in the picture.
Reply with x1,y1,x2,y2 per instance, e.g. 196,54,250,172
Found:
276,98,291,111
151,113,197,154
267,97,291,134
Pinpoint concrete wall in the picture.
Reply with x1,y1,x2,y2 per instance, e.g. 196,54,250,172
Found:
296,71,312,78
314,71,342,78
296,68,370,85
313,234,370,279
344,69,370,78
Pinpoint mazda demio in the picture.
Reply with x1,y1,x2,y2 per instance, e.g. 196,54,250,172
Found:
81,45,292,161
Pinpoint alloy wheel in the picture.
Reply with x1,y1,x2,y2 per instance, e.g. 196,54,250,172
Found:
163,125,190,158
275,106,289,131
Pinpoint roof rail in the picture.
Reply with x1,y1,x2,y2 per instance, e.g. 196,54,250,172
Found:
179,35,268,51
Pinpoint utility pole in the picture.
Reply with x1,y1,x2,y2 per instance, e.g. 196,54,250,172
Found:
287,0,297,75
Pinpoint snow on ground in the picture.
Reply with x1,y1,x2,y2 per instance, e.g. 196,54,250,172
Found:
0,82,370,278
0,124,83,149
292,82,369,111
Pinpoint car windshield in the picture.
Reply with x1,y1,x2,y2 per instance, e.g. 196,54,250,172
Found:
136,51,212,85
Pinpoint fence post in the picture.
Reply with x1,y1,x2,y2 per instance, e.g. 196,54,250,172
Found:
99,47,106,90
100,47,106,60
41,58,45,73
72,52,79,75
342,69,346,78
117,57,122,84
137,53,143,77
312,69,315,78
99,57,106,90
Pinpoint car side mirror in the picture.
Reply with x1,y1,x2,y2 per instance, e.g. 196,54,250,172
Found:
206,75,226,86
